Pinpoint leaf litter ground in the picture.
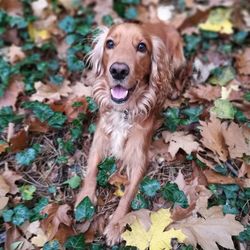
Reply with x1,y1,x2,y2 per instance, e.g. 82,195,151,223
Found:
0,0,250,250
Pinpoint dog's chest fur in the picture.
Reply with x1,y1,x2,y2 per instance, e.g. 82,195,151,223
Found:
100,111,132,159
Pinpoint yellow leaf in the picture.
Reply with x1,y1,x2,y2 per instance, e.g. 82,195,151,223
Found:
113,183,124,197
28,23,50,43
122,209,186,250
199,8,233,34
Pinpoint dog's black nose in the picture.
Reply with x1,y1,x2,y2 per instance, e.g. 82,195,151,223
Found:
109,63,130,81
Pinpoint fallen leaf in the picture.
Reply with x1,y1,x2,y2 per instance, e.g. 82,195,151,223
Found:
9,129,28,152
122,209,186,250
211,99,236,119
2,169,22,195
0,141,8,154
31,228,48,247
27,117,49,133
199,8,233,34
222,122,250,158
0,79,24,110
199,116,228,161
41,203,72,240
28,23,51,44
0,0,23,16
70,81,92,98
184,84,221,103
7,45,26,64
235,48,250,75
0,175,10,210
31,80,72,102
174,205,244,250
162,131,200,158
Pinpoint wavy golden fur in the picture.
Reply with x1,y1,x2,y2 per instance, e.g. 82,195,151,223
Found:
76,21,185,245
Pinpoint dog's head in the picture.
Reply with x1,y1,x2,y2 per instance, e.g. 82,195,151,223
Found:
88,22,185,116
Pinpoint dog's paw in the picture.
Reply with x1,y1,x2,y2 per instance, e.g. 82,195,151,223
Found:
104,221,123,246
75,188,97,207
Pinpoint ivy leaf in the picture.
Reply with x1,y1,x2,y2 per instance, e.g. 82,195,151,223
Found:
238,226,250,242
97,157,116,187
131,193,149,210
209,66,235,86
163,107,180,132
43,240,60,250
19,185,36,201
30,197,49,221
86,97,98,113
162,183,188,208
180,105,203,125
75,197,95,222
58,16,76,33
125,7,137,19
63,175,81,189
2,209,14,222
211,99,236,119
140,177,160,197
64,234,85,250
0,106,23,132
243,92,250,102
15,144,40,166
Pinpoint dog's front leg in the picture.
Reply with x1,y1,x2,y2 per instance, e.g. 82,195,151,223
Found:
104,125,153,245
75,126,107,206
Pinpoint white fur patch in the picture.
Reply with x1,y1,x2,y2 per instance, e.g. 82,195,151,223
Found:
100,111,132,159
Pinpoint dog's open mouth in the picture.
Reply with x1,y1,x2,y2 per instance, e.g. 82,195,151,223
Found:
110,85,130,103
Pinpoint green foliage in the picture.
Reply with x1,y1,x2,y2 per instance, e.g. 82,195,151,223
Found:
184,34,201,56
211,99,236,119
209,66,235,86
131,193,149,210
233,31,248,45
15,144,40,166
63,175,81,189
244,92,250,102
140,177,160,197
208,184,250,215
97,157,116,187
57,138,75,155
0,106,23,132
163,106,203,131
19,185,36,201
238,226,250,242
43,240,60,250
3,204,30,226
86,97,98,113
161,182,188,208
75,197,95,222
22,101,67,128
30,197,49,221
64,234,85,250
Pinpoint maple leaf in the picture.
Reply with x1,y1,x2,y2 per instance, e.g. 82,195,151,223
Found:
122,209,186,250
41,203,72,240
199,115,228,162
184,84,221,103
31,80,72,103
0,79,24,110
162,131,200,158
0,175,10,210
31,0,49,18
28,23,51,44
7,45,26,64
222,122,250,158
174,206,244,250
2,169,22,195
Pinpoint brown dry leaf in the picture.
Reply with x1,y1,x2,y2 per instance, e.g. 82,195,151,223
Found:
8,45,26,64
109,172,129,186
184,84,221,103
0,0,23,16
235,48,250,75
162,131,200,158
27,117,49,133
31,228,48,247
199,116,228,161
64,97,88,121
41,203,72,240
85,215,105,243
70,81,92,98
0,79,24,110
0,175,10,210
204,169,243,185
31,80,72,102
2,169,22,195
222,122,250,158
9,129,28,152
0,142,8,154
149,138,171,161
54,223,75,244
174,205,244,250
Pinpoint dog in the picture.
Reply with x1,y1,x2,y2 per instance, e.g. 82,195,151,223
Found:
76,21,185,245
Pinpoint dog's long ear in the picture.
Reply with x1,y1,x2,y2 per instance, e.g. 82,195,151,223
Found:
87,26,109,77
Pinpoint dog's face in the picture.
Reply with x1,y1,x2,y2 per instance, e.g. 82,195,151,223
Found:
102,24,152,104
89,22,184,114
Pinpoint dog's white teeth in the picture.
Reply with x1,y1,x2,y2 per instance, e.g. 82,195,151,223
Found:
111,86,128,100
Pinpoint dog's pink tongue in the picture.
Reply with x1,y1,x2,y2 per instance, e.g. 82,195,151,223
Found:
111,86,128,99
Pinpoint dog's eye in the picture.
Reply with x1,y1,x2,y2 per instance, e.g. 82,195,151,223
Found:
137,42,147,53
106,39,115,49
